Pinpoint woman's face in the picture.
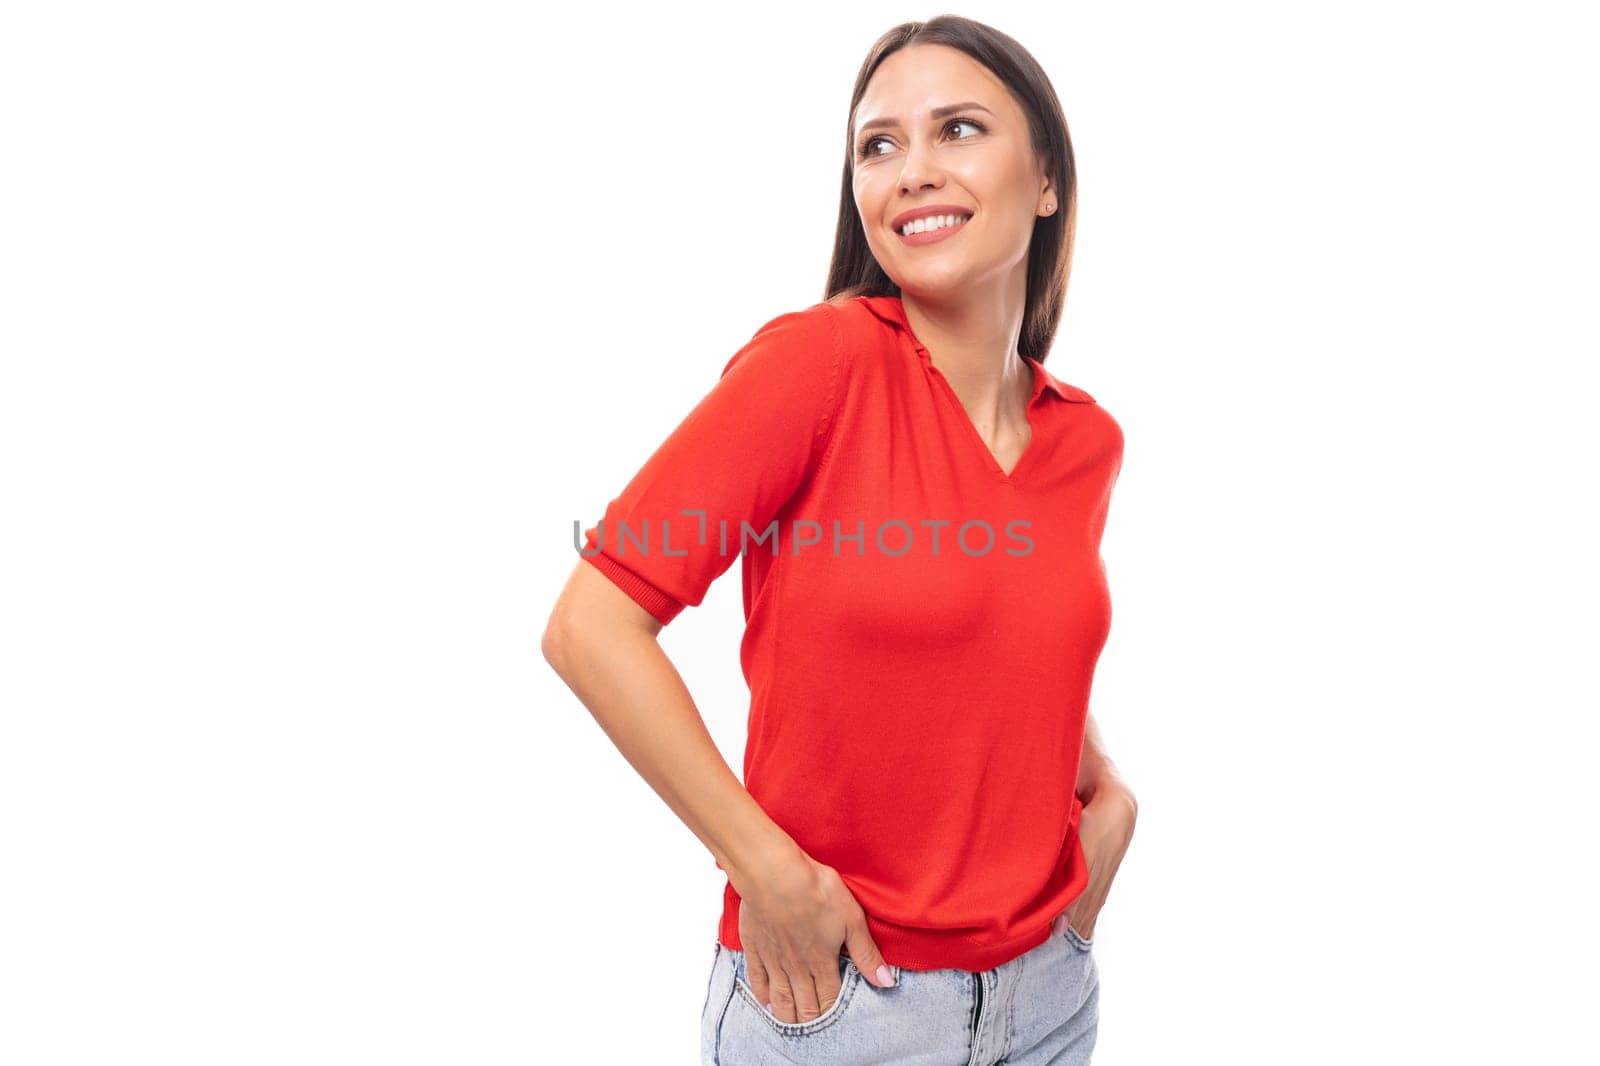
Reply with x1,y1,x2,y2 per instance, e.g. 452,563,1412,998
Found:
851,43,1053,299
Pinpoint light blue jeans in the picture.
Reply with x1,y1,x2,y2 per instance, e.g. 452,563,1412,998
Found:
700,918,1099,1064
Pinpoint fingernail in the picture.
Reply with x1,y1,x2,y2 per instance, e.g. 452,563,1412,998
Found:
765,1001,775,1016
877,964,895,987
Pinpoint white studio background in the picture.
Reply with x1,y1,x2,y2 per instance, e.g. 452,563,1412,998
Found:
2,2,1596,1063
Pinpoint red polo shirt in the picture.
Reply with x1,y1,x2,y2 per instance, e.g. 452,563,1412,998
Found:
580,294,1123,972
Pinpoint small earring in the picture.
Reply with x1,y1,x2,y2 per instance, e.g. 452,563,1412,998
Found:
1044,202,1055,214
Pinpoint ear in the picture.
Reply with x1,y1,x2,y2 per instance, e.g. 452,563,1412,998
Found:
1037,166,1058,218
1038,184,1058,218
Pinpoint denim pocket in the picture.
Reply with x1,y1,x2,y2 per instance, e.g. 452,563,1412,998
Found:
730,949,862,1036
700,942,722,1021
1063,921,1094,951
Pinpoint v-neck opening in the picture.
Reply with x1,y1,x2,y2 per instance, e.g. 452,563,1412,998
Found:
924,358,1042,484
855,294,1079,485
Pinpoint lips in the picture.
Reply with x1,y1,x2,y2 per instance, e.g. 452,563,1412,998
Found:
890,203,976,232
895,213,970,246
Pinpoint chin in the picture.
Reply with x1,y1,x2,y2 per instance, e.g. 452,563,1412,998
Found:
899,265,980,298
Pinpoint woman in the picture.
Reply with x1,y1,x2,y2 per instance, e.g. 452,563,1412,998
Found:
544,16,1136,1065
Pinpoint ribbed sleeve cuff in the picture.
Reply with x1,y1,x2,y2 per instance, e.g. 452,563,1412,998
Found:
581,551,687,625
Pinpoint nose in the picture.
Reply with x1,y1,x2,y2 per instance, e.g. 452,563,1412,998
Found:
896,139,946,195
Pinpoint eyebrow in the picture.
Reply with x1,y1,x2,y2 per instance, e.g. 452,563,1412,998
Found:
855,101,996,139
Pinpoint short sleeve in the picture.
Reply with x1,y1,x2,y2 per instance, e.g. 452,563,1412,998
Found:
579,302,846,625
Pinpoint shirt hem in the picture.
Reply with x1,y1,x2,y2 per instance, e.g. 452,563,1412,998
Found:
716,896,1060,974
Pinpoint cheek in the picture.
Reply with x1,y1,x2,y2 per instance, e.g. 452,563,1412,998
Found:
955,152,1033,209
853,175,882,215
854,182,891,241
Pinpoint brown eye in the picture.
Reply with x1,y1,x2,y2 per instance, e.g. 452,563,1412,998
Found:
858,135,890,159
857,118,986,160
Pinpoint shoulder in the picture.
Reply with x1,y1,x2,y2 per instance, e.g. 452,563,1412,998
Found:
719,296,889,398
1042,362,1123,456
712,301,855,438
1078,395,1124,468
823,293,903,351
1092,400,1124,450
720,300,843,379
743,294,890,357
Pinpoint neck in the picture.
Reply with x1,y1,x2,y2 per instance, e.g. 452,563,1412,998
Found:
900,285,1032,431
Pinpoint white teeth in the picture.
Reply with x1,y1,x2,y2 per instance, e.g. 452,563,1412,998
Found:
900,213,971,236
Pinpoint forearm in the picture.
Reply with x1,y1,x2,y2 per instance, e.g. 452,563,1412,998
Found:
545,619,804,893
1075,711,1137,818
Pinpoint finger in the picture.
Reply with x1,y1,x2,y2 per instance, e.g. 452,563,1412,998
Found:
808,956,844,1016
764,959,798,1024
746,950,772,1012
844,918,896,988
783,960,822,1025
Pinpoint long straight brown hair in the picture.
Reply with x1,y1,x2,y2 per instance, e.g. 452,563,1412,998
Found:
824,15,1078,366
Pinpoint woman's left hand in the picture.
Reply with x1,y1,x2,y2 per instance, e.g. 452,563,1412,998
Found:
1056,778,1137,941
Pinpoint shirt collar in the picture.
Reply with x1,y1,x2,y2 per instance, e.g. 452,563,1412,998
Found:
855,294,1094,404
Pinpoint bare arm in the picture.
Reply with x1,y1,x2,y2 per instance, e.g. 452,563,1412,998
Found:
1062,710,1137,939
542,560,897,1019
1075,710,1138,819
542,561,803,887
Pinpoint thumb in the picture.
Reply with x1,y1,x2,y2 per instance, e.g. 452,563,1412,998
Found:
843,918,897,989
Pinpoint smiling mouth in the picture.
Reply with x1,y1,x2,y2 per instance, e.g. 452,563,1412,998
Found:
895,213,973,245
896,213,973,238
